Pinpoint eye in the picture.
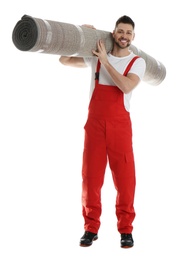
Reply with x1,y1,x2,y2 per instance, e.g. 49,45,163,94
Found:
117,30,124,34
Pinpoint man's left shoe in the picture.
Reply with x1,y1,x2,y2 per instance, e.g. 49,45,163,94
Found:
80,231,98,247
120,233,134,248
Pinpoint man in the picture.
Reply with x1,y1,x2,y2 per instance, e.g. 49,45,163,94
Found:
59,15,146,248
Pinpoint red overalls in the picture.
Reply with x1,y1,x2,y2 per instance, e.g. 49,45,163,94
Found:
82,56,139,234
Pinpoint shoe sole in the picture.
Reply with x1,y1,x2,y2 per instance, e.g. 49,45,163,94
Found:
80,237,98,247
121,245,134,249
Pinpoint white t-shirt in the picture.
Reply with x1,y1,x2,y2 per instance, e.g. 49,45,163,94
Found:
84,51,146,111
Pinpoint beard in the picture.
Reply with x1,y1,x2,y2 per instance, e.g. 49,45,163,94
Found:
114,38,131,49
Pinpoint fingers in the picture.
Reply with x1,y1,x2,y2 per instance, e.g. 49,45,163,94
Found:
81,24,96,29
92,40,105,56
97,40,105,51
92,49,98,56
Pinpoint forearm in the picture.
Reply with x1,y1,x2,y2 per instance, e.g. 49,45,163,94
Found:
59,56,71,64
59,56,87,68
102,61,140,94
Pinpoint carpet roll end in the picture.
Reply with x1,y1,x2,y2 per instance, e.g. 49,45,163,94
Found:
12,15,38,51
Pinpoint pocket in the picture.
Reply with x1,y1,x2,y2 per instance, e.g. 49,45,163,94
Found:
125,151,134,163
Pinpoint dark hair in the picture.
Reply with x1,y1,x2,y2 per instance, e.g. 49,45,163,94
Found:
115,15,135,29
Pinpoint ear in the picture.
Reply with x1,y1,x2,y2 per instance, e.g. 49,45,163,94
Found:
112,30,115,38
132,32,135,40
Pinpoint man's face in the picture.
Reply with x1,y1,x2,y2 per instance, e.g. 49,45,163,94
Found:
112,23,135,49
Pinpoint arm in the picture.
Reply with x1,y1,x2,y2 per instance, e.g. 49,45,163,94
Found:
92,40,141,94
101,60,140,94
59,56,87,68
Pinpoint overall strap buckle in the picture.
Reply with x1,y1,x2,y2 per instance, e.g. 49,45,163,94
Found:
95,72,99,80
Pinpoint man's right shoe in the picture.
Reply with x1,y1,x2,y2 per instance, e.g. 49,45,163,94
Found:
80,231,98,247
120,233,134,248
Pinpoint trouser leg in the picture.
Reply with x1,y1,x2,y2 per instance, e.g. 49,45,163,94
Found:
106,119,136,234
82,117,107,233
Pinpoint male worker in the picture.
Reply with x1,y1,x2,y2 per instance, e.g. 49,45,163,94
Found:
59,15,146,248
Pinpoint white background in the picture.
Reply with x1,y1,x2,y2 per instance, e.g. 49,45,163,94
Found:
0,1,179,259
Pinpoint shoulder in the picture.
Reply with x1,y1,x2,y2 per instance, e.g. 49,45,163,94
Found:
128,53,146,80
136,56,146,65
134,57,146,71
129,52,146,72
131,53,146,68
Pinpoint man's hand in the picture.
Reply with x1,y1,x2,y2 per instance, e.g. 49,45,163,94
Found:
92,40,108,65
81,24,96,29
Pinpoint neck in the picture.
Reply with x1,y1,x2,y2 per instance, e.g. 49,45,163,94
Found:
111,48,131,57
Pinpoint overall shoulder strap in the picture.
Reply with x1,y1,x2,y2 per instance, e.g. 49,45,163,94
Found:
95,56,140,80
95,59,101,80
123,56,140,76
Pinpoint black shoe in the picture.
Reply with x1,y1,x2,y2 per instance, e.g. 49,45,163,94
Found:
80,231,98,247
121,233,134,248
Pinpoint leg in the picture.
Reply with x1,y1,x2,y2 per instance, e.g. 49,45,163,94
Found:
111,151,136,234
82,117,107,234
106,118,136,234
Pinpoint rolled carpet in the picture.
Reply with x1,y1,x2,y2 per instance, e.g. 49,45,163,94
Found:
12,15,166,86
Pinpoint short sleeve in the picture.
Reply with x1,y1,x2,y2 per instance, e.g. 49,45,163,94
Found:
129,57,146,80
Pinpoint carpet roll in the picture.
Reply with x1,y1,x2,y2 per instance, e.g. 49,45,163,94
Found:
12,15,166,86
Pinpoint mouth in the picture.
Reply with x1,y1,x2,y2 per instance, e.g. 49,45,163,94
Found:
120,38,128,44
114,38,130,48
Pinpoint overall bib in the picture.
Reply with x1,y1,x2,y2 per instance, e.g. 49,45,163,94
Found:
82,56,139,234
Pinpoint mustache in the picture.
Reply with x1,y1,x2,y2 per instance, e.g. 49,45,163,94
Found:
119,37,129,41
